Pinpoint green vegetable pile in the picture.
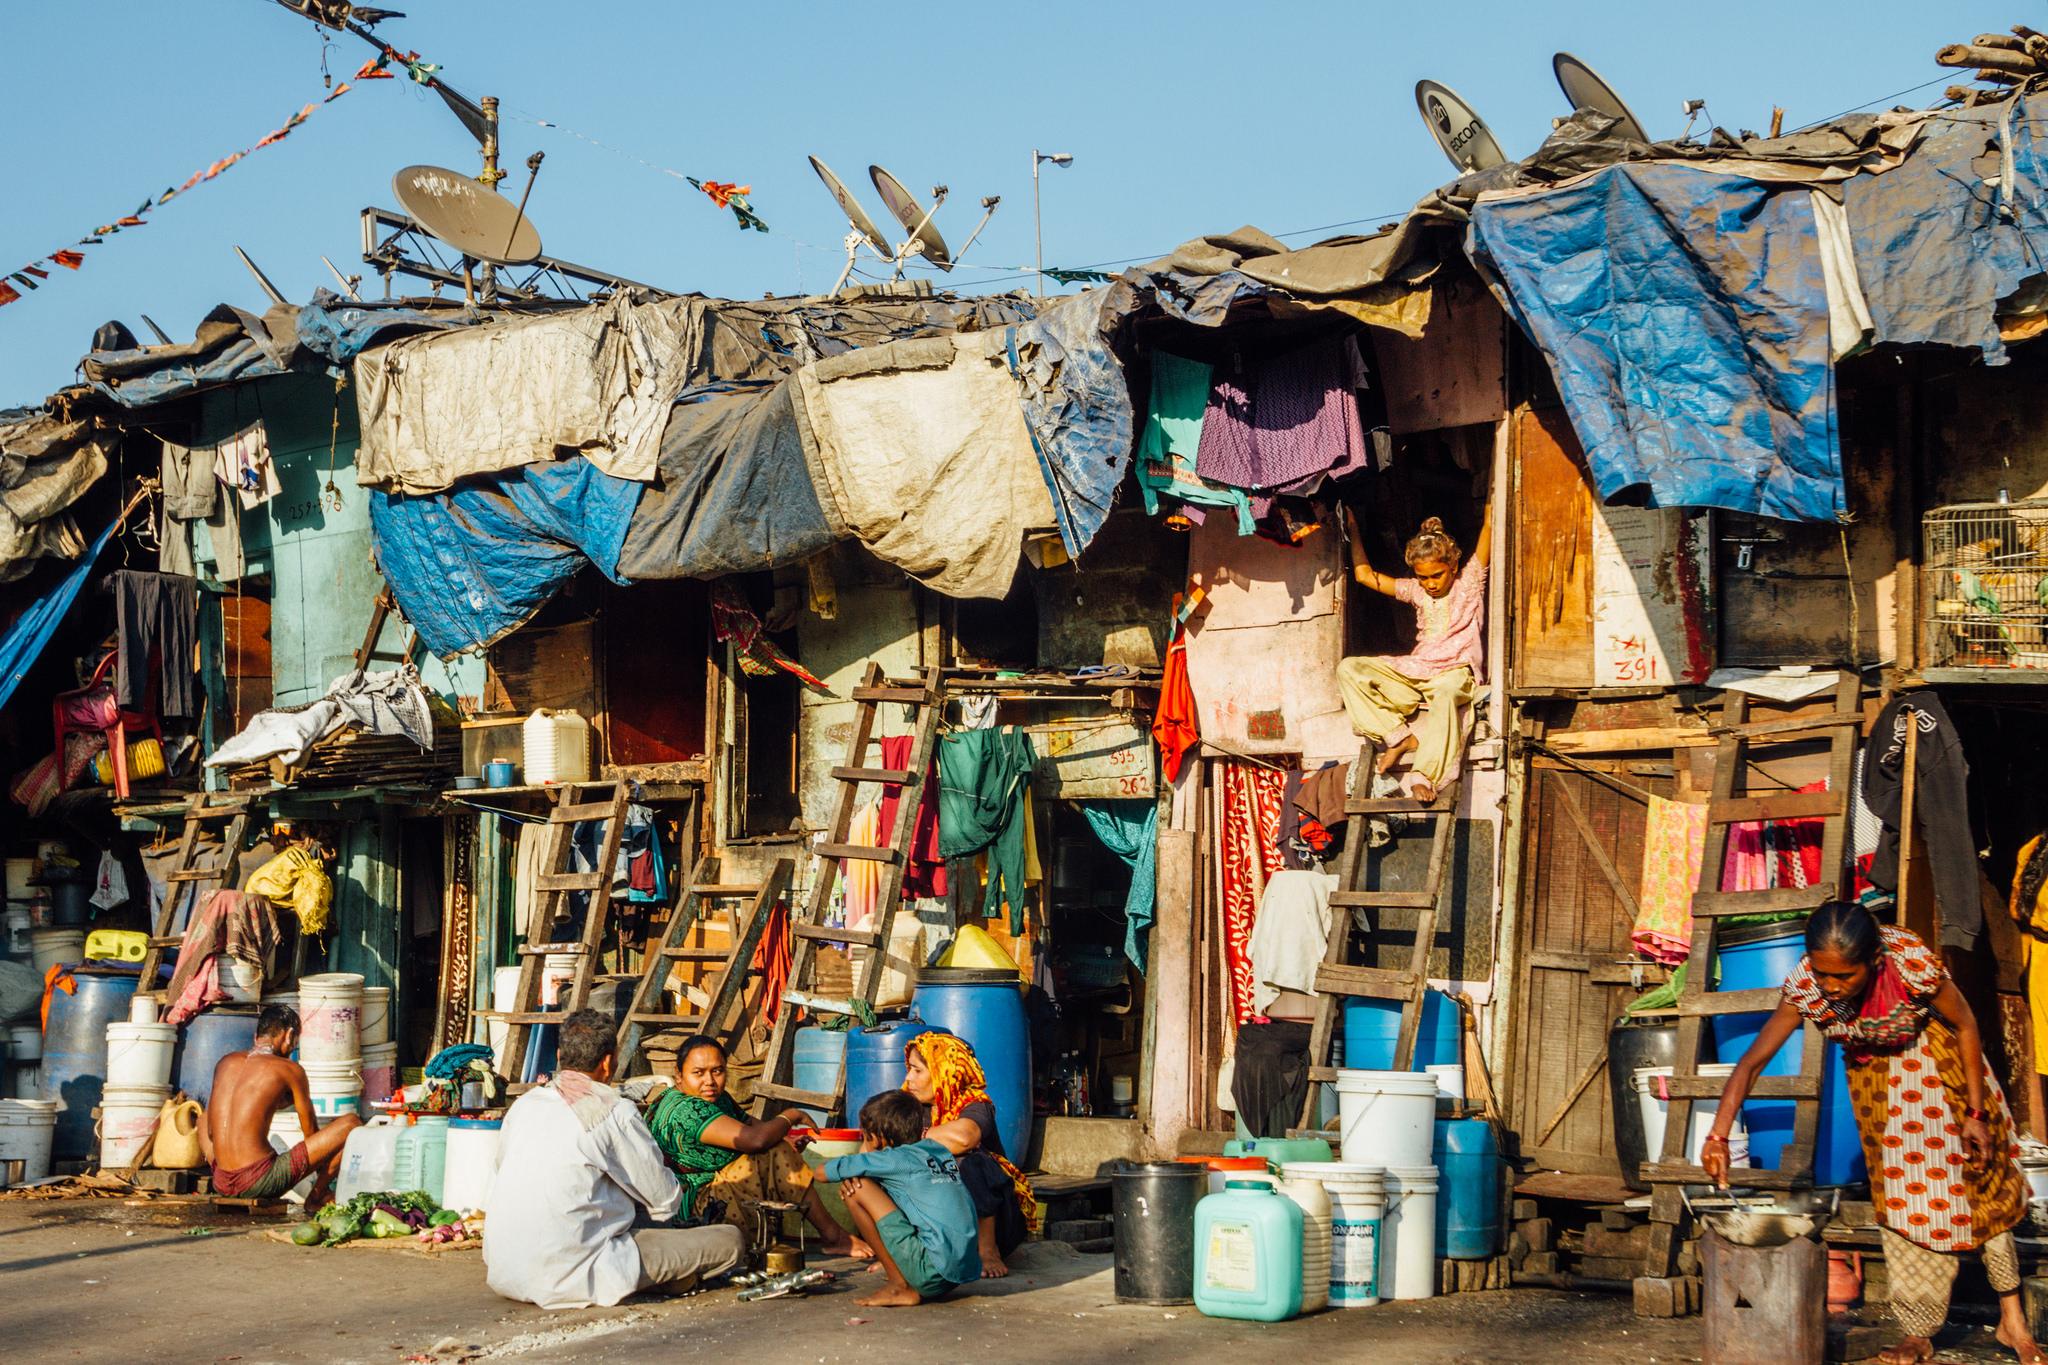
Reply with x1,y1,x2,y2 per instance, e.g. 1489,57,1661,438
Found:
290,1190,454,1248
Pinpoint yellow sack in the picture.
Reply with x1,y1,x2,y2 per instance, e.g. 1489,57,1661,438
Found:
245,845,334,934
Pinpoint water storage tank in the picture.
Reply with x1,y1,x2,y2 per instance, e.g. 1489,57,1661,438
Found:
523,709,592,786
910,968,1030,1161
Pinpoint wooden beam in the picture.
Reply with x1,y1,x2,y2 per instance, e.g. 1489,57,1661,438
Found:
1551,773,1643,923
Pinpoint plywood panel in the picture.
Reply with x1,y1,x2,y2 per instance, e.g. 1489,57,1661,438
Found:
1373,273,1508,435
1514,407,1595,688
602,580,709,765
485,620,599,718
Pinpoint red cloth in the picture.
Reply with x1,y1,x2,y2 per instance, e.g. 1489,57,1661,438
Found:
1219,762,1286,1027
877,733,946,898
164,889,278,1026
212,1141,309,1197
1152,632,1199,783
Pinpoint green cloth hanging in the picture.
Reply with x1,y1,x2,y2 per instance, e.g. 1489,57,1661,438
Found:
937,728,1037,933
1135,352,1253,534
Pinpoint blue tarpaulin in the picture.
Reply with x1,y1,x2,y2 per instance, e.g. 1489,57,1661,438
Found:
1845,97,2048,363
296,290,465,367
615,380,835,580
1469,163,1842,522
0,515,121,713
369,458,642,657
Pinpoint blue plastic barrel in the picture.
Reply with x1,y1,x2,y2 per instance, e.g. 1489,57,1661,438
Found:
40,966,141,1160
842,1020,950,1128
911,968,1031,1161
1707,924,1863,1186
1432,1118,1503,1259
175,1007,258,1105
1343,991,1462,1071
791,1026,848,1125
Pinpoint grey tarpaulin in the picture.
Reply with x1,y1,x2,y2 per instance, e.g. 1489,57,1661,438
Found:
1844,95,2048,363
1469,163,1842,522
615,380,835,581
81,304,294,408
0,411,112,582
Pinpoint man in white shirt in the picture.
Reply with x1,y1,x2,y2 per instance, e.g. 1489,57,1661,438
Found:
484,1009,746,1309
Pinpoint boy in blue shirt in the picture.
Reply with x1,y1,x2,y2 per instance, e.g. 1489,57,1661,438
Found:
823,1088,982,1306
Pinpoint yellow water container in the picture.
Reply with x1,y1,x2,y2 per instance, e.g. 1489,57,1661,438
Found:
936,923,1020,973
152,1098,204,1169
83,928,147,963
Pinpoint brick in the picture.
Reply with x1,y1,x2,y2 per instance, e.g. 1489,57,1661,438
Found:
1521,1251,1560,1278
1520,1217,1555,1252
2024,1278,2048,1341
1675,1239,1701,1278
1583,1224,1652,1258
1579,1255,1647,1281
1512,1198,1540,1221
1600,1208,1638,1231
1508,1231,1530,1264
1633,1275,1689,1318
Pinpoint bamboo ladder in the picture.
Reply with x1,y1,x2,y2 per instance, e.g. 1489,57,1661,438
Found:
750,662,944,1120
613,853,795,1076
494,777,634,1088
1299,743,1465,1126
1639,673,1865,1276
134,793,257,1002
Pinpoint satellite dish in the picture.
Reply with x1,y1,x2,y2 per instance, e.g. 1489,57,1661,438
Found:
1553,53,1651,143
391,164,542,264
1414,80,1509,173
809,156,893,259
869,165,952,270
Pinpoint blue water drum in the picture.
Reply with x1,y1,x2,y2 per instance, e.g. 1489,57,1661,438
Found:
911,968,1032,1161
1707,923,1863,1185
842,1020,950,1131
175,1007,258,1105
791,1026,848,1125
1432,1118,1503,1259
40,966,141,1160
1343,991,1463,1071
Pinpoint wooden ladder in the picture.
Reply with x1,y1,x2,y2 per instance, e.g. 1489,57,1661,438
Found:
136,793,256,1001
1640,673,1864,1273
496,777,634,1087
614,853,795,1076
1300,746,1464,1125
751,662,944,1119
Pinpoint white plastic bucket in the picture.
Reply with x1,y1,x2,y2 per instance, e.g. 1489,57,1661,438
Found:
361,1042,398,1104
304,1059,363,1118
105,1022,177,1089
8,1023,41,1062
1383,1164,1440,1301
12,1065,42,1100
299,973,364,1063
1425,1063,1466,1101
222,958,263,1003
128,996,159,1024
98,1083,170,1170
1279,1173,1334,1313
0,1097,60,1180
267,1112,319,1201
4,858,34,900
1285,1161,1385,1308
1633,1064,1750,1167
1336,1069,1440,1168
359,988,392,1048
442,1117,504,1213
30,927,85,976
2022,1153,2048,1206
489,966,522,1070
541,954,580,1008
2,904,31,956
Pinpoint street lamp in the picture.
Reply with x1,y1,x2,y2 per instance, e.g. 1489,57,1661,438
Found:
1033,149,1073,298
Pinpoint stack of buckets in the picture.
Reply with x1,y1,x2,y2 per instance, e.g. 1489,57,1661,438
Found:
0,876,57,1181
1333,1067,1446,1301
298,974,369,1120
100,1006,177,1169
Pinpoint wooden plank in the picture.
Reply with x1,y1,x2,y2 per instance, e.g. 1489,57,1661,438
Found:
1329,889,1438,910
792,923,882,947
1315,963,1417,999
1639,1162,1810,1190
1513,405,1597,689
533,871,605,892
1707,710,1864,739
1660,1074,1819,1100
1513,1171,1637,1204
550,801,622,823
830,767,915,786
812,843,900,864
1029,719,1155,800
1707,789,1841,824
1545,726,1716,754
1688,886,1831,917
751,1081,838,1109
850,685,929,703
485,618,597,716
1534,1051,1608,1147
1550,773,1642,925
1673,987,1786,1016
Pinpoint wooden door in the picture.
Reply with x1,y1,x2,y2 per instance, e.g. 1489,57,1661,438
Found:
1509,762,1673,1175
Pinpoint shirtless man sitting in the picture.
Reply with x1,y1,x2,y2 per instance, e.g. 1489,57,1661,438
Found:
205,1004,361,1206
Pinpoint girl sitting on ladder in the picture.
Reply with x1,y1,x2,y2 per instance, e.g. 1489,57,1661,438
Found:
1336,500,1491,802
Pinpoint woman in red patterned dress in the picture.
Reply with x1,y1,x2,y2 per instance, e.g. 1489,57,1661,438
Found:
1702,902,2040,1365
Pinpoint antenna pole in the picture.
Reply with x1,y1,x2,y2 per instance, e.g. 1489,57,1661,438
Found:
1032,147,1043,298
479,95,503,304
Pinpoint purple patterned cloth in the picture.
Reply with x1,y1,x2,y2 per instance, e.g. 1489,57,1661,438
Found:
1194,339,1368,492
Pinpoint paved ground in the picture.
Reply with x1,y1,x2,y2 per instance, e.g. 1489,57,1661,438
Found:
0,1194,2025,1363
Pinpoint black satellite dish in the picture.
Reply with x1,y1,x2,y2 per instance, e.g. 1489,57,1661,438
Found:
1414,80,1509,173
391,164,542,265
1553,53,1651,143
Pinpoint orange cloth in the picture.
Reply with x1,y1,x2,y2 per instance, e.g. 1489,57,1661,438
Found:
1152,630,1199,782
41,965,76,1032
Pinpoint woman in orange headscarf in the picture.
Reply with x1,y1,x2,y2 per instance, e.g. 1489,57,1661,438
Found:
904,1032,1034,1278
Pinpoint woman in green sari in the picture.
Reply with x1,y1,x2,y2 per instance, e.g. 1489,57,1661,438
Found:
645,1036,867,1256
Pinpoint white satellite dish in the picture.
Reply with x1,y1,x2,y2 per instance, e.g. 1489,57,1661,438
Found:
1414,80,1509,173
1553,53,1651,144
391,164,542,265
870,165,952,271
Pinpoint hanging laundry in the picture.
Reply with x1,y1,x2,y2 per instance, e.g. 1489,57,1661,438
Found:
212,423,279,508
1135,352,1254,534
1631,796,1710,966
1218,761,1287,1027
1151,627,1199,783
876,734,946,897
108,569,199,719
937,728,1037,933
1080,800,1159,970
1194,338,1369,497
1863,694,1979,948
841,802,885,931
710,582,831,692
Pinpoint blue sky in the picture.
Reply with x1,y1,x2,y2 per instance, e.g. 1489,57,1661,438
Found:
0,0,2018,403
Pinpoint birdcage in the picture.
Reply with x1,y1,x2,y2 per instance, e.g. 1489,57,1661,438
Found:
1923,500,2048,670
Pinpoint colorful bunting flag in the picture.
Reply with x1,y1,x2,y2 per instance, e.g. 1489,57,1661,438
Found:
688,177,769,233
0,83,357,309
